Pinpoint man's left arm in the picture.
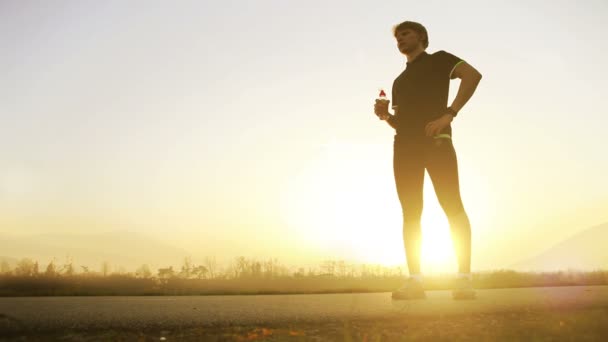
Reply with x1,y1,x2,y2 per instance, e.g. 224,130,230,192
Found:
426,60,482,137
448,61,482,114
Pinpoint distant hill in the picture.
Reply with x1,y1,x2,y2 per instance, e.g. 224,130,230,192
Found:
0,230,191,272
511,222,608,271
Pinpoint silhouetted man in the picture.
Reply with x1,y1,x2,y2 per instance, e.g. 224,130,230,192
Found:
374,21,482,300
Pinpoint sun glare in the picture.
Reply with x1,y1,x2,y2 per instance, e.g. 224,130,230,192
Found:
280,140,458,274
420,204,457,273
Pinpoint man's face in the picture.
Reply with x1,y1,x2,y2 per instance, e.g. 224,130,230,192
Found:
395,28,423,54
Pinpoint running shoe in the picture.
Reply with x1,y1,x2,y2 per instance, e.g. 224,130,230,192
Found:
392,277,426,300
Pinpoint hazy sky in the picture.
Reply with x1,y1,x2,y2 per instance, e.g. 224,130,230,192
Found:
1,0,607,272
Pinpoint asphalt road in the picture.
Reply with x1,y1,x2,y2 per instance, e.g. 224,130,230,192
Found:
1,286,607,334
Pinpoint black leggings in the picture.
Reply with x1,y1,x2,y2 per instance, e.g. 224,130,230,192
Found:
393,135,471,274
393,135,466,218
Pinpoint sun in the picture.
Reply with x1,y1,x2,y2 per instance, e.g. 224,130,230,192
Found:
280,140,458,273
419,202,457,274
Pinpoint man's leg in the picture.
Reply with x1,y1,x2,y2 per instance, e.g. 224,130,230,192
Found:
393,139,426,276
425,138,471,274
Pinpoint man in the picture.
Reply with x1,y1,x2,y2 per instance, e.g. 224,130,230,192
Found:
374,21,482,300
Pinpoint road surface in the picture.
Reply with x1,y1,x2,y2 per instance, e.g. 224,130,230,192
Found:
0,286,607,334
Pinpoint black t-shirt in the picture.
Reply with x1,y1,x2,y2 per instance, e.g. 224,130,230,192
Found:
391,50,463,139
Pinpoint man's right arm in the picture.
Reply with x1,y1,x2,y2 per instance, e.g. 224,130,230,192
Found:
385,105,398,129
386,114,397,129
375,99,397,129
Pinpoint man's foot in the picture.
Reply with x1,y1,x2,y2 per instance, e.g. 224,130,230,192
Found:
391,277,426,300
452,275,476,300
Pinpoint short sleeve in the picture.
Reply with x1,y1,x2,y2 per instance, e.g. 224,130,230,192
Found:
436,50,464,79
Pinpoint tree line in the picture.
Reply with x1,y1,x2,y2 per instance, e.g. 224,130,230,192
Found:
1,256,607,296
0,256,405,280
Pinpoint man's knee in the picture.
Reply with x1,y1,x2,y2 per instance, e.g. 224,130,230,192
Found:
402,207,422,223
403,212,422,233
447,210,470,228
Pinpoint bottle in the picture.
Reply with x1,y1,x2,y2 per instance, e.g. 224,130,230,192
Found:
376,89,390,120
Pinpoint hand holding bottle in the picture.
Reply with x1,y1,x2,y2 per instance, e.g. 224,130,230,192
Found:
374,89,390,120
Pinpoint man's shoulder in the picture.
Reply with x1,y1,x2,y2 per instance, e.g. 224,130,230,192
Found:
428,50,462,68
393,68,407,83
429,50,451,58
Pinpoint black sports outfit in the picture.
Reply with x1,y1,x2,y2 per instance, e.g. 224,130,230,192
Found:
389,50,471,275
390,50,462,138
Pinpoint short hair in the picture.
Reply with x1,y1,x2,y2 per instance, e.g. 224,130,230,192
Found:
392,21,429,49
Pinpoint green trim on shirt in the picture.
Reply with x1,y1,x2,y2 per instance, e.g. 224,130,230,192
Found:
434,134,452,140
449,60,466,78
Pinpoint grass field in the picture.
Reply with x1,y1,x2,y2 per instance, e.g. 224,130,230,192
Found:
2,270,607,297
3,307,607,341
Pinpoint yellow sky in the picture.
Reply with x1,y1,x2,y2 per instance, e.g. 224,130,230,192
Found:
1,1,607,272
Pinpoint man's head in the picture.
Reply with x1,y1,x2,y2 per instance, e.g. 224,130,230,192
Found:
392,21,428,54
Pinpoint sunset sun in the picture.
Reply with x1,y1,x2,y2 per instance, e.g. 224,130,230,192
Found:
280,140,458,273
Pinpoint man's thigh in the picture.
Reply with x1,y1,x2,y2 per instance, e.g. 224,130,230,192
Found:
425,139,465,216
393,140,426,217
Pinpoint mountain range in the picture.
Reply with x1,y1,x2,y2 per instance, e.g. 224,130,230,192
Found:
0,230,190,272
511,222,608,271
1,222,607,273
